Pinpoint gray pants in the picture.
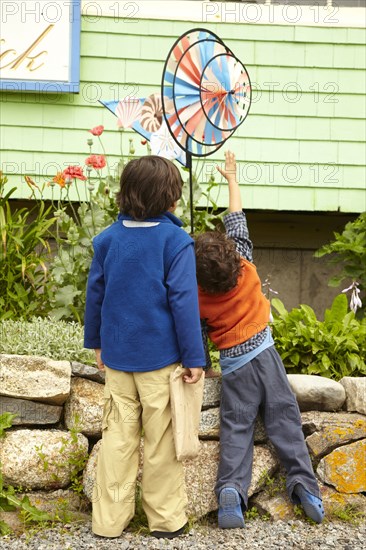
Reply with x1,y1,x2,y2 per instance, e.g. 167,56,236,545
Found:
215,345,320,509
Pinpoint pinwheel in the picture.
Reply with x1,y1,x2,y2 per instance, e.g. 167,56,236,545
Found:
100,97,186,165
161,28,252,231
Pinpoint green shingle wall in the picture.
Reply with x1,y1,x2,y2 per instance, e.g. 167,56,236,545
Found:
0,17,365,211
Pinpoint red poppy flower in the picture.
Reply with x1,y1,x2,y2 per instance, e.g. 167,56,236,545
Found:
62,166,87,181
85,155,107,170
89,125,104,136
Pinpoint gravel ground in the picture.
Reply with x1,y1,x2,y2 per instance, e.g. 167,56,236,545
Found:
0,519,365,550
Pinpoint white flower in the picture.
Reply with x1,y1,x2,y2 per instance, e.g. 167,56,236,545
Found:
342,281,362,313
350,287,362,313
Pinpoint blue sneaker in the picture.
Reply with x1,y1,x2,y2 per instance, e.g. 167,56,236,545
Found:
294,484,325,523
218,487,245,529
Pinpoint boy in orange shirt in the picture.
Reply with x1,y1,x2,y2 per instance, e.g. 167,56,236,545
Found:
195,151,324,528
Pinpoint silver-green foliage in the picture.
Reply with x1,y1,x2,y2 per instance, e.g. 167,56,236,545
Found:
0,317,94,364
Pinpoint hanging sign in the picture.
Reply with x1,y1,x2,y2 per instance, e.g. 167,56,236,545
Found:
0,0,81,93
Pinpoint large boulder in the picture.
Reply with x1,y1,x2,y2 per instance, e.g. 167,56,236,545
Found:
251,491,295,521
83,440,279,519
0,354,71,405
0,396,62,425
339,377,366,415
302,411,366,458
182,440,220,517
64,377,105,437
319,483,366,518
287,374,346,412
251,483,366,521
1,490,91,536
16,488,90,516
248,445,279,497
317,439,366,493
199,408,221,439
71,361,105,384
0,429,88,490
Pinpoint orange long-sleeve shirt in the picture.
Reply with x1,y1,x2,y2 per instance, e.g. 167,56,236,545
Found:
198,258,270,349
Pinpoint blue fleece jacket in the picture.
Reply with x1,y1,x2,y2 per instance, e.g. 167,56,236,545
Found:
84,212,205,372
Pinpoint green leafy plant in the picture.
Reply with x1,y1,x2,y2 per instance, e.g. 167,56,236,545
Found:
315,213,366,315
0,173,55,320
0,413,15,437
67,419,90,496
259,472,287,498
207,339,220,373
271,293,366,380
245,506,260,520
45,137,120,322
293,504,305,518
0,413,52,536
47,195,118,323
331,504,365,525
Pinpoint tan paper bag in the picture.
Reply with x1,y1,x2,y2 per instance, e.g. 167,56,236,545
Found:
170,365,205,461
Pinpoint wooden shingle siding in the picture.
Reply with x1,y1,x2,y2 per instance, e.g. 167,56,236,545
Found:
1,16,365,212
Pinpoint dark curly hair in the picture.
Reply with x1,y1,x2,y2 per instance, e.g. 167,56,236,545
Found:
116,156,183,220
195,231,242,294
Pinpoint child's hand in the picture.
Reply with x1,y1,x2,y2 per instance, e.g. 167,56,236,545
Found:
216,150,237,183
95,348,105,371
183,367,203,384
217,150,242,212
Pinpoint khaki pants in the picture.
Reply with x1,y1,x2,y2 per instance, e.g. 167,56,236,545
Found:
92,363,188,537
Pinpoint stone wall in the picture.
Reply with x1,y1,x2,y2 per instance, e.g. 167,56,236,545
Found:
0,354,365,525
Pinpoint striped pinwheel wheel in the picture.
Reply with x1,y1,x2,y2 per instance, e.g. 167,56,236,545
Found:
162,28,251,157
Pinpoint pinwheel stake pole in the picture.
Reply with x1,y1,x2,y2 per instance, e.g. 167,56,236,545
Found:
186,151,194,235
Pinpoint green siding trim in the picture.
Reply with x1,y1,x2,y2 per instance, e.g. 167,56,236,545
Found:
81,18,366,45
0,16,365,213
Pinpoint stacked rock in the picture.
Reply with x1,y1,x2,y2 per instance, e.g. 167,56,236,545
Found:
0,354,365,524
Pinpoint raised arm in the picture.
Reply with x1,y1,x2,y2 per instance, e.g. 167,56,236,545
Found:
217,151,253,262
217,150,242,213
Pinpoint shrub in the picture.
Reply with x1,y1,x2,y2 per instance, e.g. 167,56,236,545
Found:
0,173,55,320
46,134,224,322
271,293,366,380
0,317,94,365
315,212,366,316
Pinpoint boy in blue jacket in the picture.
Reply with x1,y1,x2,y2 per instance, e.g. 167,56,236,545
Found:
84,155,205,539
